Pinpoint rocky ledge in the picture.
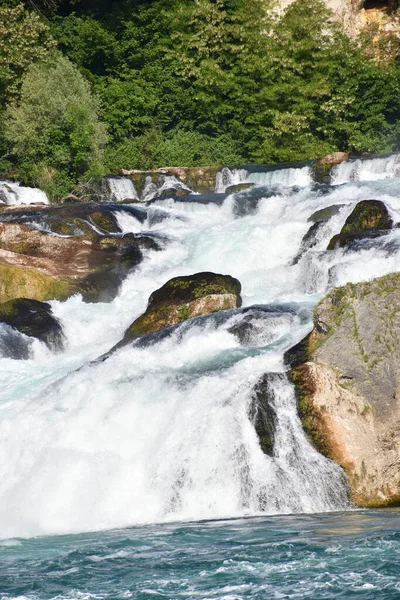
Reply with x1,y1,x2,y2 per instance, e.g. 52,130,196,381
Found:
287,272,400,507
0,203,161,303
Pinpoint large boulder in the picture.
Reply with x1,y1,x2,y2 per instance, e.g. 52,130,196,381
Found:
287,273,400,507
327,199,393,250
123,272,242,341
312,152,349,184
0,204,160,303
0,298,64,352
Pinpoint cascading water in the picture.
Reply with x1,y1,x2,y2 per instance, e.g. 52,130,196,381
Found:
106,177,138,202
2,154,400,540
0,181,49,205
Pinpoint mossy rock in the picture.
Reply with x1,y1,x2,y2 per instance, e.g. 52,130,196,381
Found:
312,162,333,185
289,365,334,460
308,204,344,223
0,298,64,351
327,200,393,250
89,211,120,233
0,262,74,304
225,183,254,194
124,271,241,340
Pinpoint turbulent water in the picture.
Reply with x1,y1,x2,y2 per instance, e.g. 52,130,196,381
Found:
1,155,400,547
1,510,399,599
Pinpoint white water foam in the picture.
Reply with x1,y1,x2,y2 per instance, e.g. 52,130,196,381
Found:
0,181,49,205
331,153,400,185
107,177,138,202
1,154,400,538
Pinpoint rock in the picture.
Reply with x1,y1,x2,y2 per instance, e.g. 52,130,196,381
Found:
292,221,325,265
225,183,255,194
0,298,64,351
308,204,344,223
123,272,242,341
312,152,349,184
118,167,220,198
289,273,400,507
316,152,349,166
249,374,278,456
0,204,160,303
327,200,393,250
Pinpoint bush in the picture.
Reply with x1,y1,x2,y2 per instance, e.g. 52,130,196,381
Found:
4,53,108,199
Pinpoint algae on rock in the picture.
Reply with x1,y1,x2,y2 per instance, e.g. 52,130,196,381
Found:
287,273,400,507
124,272,242,341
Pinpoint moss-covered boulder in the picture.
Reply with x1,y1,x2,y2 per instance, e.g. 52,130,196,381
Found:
0,204,160,303
124,272,241,341
0,298,64,351
288,273,400,507
327,200,393,250
312,152,349,184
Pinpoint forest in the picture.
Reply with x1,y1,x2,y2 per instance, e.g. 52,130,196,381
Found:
1,0,400,199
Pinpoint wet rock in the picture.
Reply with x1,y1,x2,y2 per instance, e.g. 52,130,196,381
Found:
123,272,242,341
0,204,160,303
308,204,344,223
225,183,254,194
327,200,393,250
292,221,326,265
312,152,349,184
248,374,278,457
289,273,400,507
0,298,64,351
119,166,219,198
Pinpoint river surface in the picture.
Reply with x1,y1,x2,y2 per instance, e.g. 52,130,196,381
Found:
1,510,399,599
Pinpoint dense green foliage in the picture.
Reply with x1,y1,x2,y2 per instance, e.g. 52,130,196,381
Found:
4,53,107,197
0,0,399,199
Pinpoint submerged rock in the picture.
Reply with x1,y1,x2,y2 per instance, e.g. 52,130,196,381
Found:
0,298,64,352
0,204,160,303
225,183,254,194
288,273,400,507
327,199,393,250
123,272,242,341
308,204,344,223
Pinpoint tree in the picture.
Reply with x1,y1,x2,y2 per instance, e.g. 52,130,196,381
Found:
4,53,108,198
0,3,56,104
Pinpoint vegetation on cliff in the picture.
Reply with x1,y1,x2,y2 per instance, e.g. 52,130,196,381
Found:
1,0,400,199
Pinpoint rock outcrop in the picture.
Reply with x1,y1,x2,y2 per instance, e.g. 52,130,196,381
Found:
0,203,160,303
123,272,242,342
312,152,349,184
288,273,400,506
327,199,393,249
118,166,220,199
0,298,64,352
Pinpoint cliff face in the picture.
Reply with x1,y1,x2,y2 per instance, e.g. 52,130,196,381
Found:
279,0,400,40
290,274,400,506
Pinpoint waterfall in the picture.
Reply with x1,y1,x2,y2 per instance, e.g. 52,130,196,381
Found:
215,167,249,192
2,153,400,539
0,181,49,205
331,153,400,185
107,177,138,202
215,165,312,192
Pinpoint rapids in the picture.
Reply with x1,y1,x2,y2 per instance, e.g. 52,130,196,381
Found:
1,154,400,539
